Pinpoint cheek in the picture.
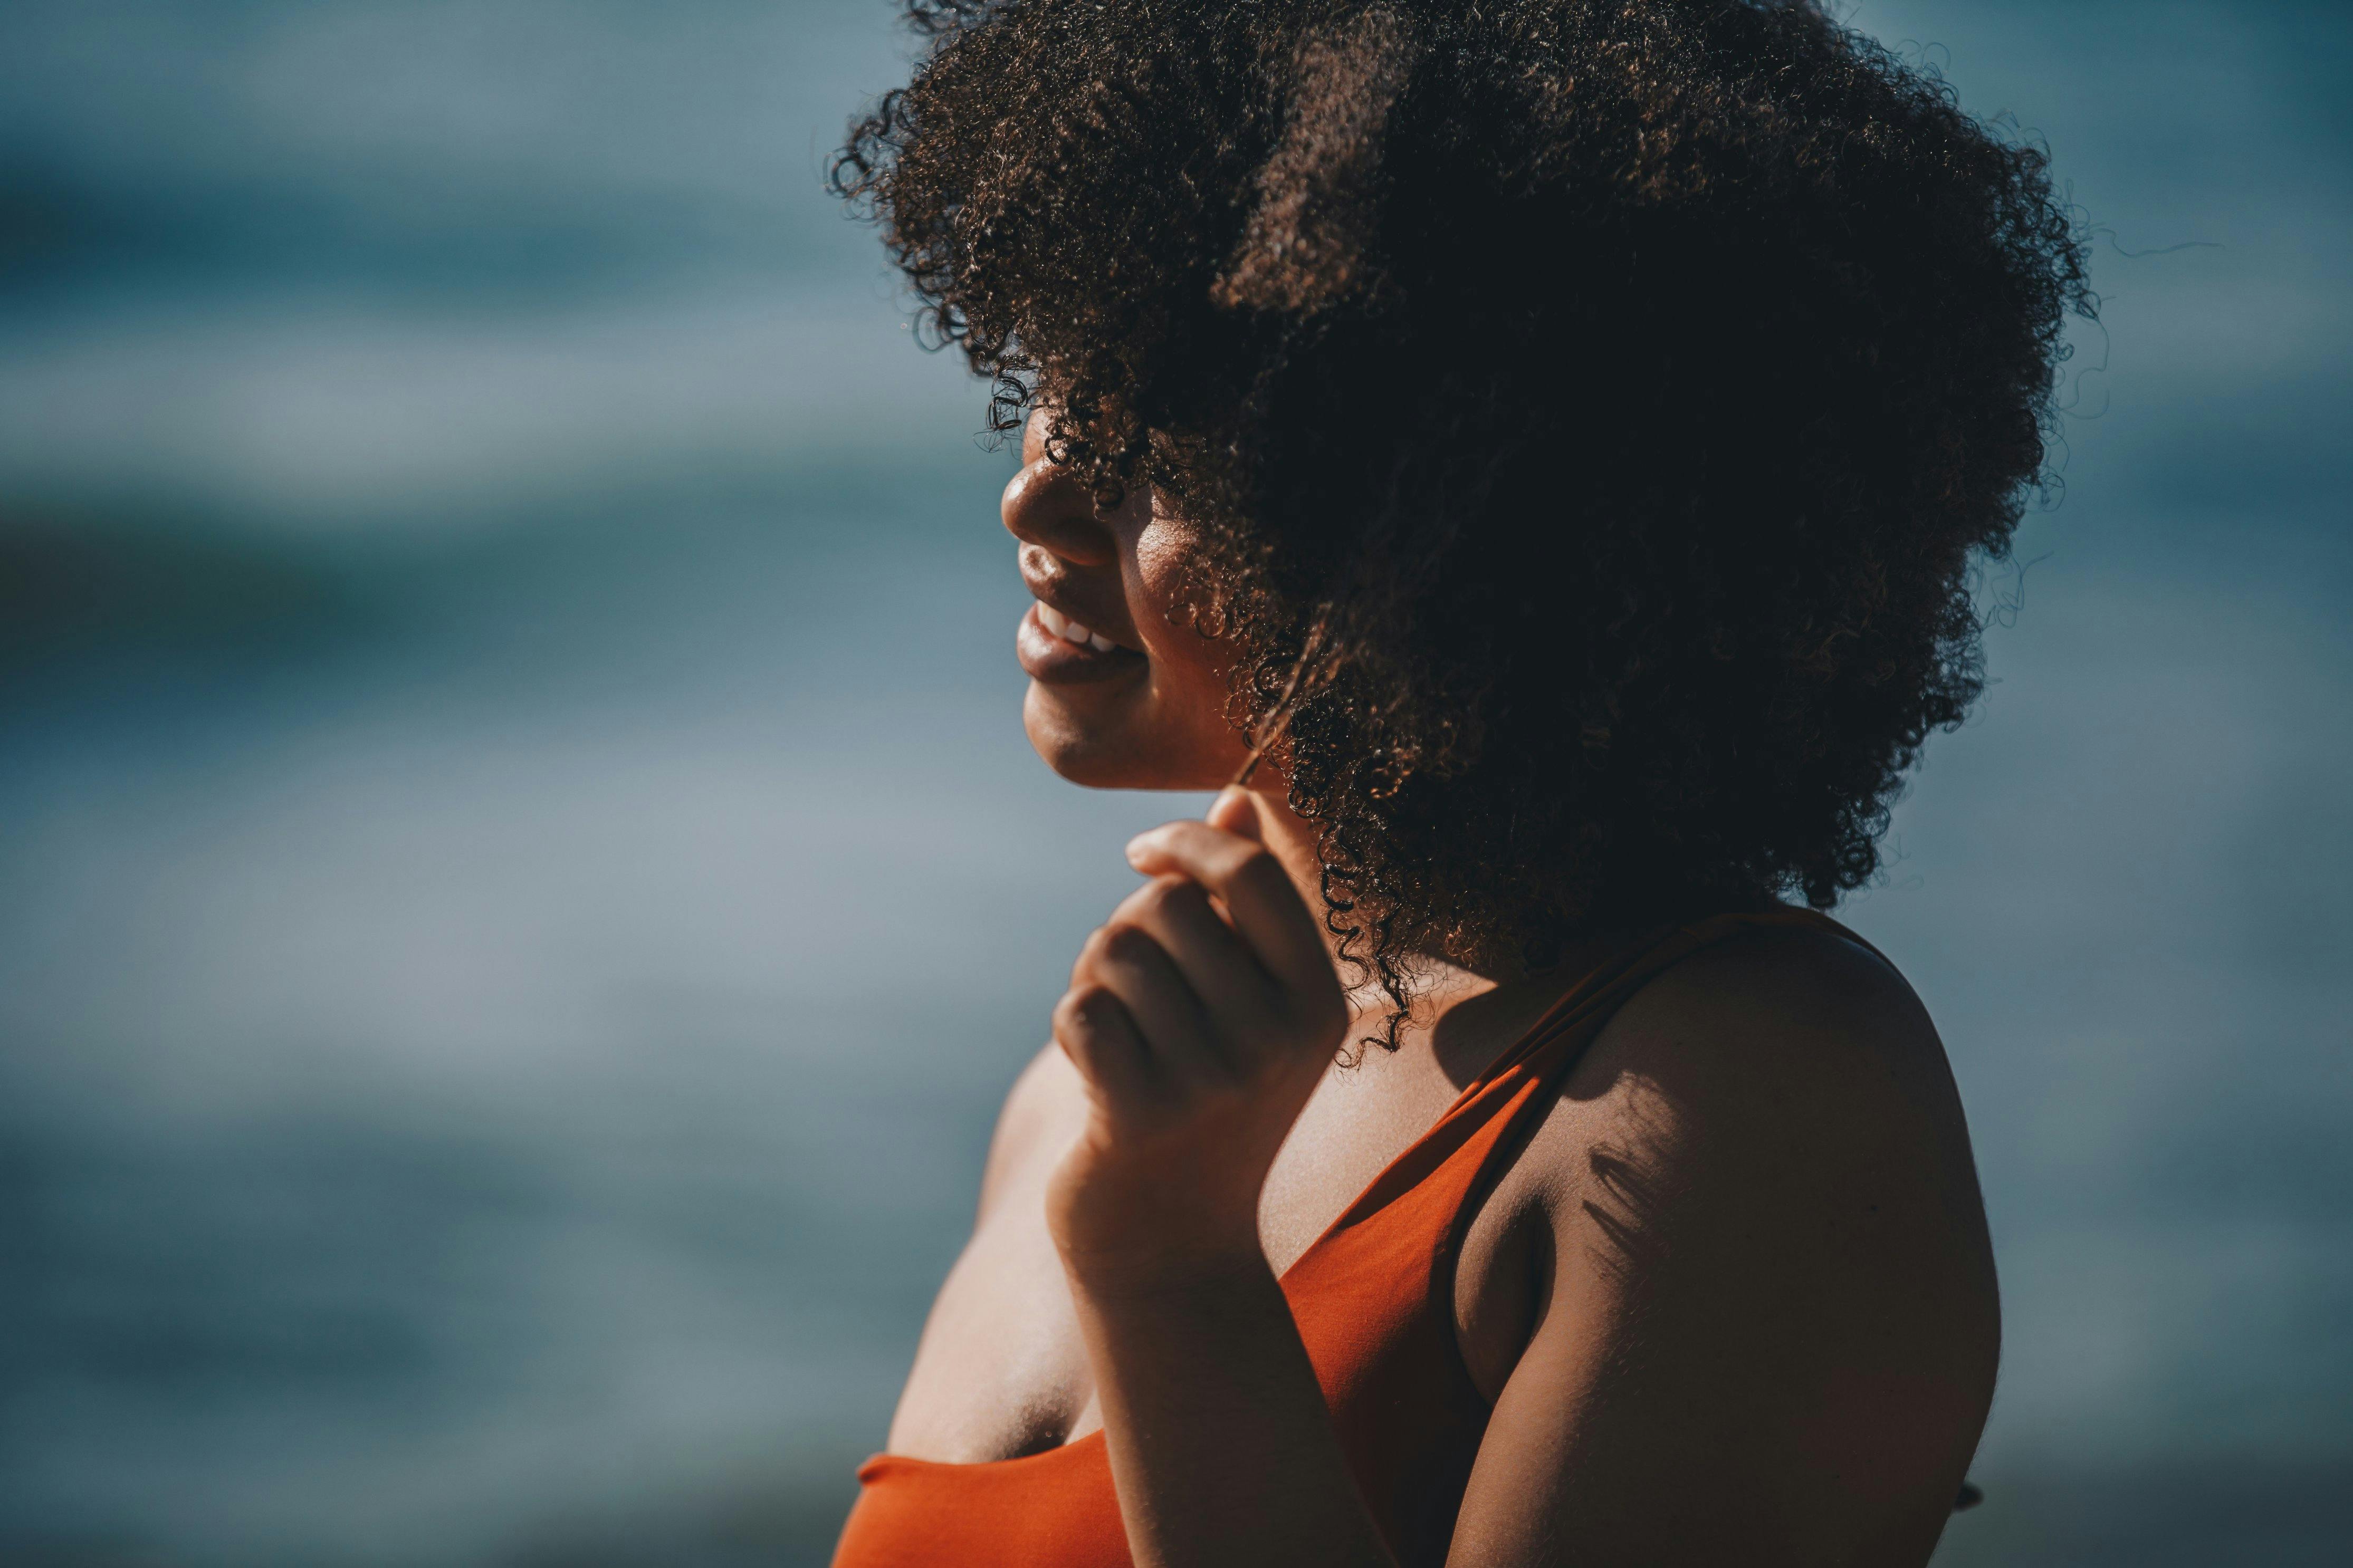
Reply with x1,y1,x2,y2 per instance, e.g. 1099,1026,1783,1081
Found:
1130,524,1225,695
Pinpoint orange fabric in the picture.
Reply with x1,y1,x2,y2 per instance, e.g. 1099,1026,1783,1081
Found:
833,908,1872,1568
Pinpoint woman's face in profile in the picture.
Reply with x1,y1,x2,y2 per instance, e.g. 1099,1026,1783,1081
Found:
1003,410,1253,791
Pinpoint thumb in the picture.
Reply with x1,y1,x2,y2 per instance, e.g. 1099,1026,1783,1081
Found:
1206,784,1266,840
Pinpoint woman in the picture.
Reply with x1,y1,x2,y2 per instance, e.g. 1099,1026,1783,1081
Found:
829,1,2089,1563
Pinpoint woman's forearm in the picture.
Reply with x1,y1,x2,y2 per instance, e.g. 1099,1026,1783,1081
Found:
1047,800,1388,1566
1069,1253,1398,1568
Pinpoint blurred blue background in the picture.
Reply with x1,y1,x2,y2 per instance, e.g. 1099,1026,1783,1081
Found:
0,3,2345,1564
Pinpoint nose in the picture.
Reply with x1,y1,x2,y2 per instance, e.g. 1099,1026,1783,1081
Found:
1001,455,1118,567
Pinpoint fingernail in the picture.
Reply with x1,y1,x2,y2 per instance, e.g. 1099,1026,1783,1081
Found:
1124,835,1149,864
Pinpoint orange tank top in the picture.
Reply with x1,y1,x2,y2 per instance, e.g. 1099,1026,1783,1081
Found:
832,907,1871,1567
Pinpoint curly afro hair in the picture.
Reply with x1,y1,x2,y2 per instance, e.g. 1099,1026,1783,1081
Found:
835,0,2093,1043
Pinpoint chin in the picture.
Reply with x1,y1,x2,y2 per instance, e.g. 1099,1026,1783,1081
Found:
1021,682,1237,791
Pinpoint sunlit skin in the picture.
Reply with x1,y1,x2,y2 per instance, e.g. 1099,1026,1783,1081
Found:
881,410,2004,1567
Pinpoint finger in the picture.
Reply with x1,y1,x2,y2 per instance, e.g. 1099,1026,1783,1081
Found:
1196,788,1261,926
1124,821,1333,998
1105,874,1285,1053
1053,985,1156,1110
1078,922,1227,1083
1204,783,1258,835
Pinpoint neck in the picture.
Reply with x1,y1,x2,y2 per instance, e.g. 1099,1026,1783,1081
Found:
1237,781,1636,1048
1239,783,1327,914
1240,783,1498,1025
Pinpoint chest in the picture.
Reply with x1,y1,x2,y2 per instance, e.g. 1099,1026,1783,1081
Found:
884,1044,1552,1465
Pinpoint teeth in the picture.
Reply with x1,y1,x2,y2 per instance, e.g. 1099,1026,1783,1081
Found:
1036,600,1118,652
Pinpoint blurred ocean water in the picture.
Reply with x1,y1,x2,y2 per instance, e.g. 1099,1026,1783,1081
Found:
0,3,2346,1564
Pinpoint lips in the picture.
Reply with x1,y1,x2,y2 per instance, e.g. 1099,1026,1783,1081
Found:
1017,600,1145,684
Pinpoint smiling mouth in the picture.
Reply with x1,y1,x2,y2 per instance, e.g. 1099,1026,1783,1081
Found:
1017,601,1145,685
1035,601,1120,653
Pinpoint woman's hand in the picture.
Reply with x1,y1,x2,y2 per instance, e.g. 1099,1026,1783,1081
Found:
1046,787,1348,1290
1042,789,1392,1568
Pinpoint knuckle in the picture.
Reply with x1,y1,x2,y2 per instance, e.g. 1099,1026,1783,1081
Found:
1135,879,1183,921
1069,985,1121,1025
1233,848,1286,894
1102,924,1160,966
1152,877,1212,924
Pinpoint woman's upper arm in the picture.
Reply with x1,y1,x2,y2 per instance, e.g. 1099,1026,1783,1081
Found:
1446,929,1998,1568
975,1042,1088,1221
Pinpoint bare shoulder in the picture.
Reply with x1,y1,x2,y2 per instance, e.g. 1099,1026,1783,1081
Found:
1542,920,1997,1315
1456,922,1997,1561
974,1042,1091,1222
1555,921,1986,1229
1612,919,1943,1071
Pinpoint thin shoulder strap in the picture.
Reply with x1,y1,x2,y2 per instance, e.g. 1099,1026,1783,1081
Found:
1470,905,1883,1095
1309,907,1859,1246
1417,906,1883,1274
